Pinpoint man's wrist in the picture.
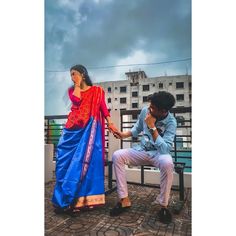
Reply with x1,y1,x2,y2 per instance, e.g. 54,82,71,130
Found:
148,126,157,135
147,123,155,129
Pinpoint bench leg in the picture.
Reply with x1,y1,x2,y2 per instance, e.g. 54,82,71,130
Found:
179,170,184,201
141,165,144,185
172,170,185,214
108,161,113,190
105,161,117,195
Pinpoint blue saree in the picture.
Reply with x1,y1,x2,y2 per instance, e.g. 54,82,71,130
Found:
52,86,106,209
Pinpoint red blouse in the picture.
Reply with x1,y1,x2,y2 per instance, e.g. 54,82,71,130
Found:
65,86,110,129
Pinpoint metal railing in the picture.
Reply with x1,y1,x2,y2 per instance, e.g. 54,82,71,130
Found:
44,115,109,160
44,107,191,170
45,107,191,202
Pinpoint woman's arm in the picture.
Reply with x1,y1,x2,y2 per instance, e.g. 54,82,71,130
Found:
72,84,81,99
68,87,81,105
100,88,118,133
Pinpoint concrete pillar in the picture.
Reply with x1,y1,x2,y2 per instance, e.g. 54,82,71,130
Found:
108,110,121,161
45,144,55,183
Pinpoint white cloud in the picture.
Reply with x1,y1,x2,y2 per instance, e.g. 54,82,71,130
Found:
45,71,72,115
89,49,190,84
58,0,85,10
117,50,159,67
93,0,113,4
90,49,160,83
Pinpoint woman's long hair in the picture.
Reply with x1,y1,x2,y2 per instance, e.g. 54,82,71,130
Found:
70,64,93,86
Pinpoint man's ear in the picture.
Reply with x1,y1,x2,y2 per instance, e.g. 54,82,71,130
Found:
161,109,167,114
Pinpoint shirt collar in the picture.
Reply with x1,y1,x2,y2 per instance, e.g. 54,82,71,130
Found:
156,112,170,123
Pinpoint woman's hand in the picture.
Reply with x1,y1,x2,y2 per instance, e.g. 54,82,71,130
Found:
113,130,125,139
113,130,132,140
73,75,82,86
108,122,119,134
71,70,82,86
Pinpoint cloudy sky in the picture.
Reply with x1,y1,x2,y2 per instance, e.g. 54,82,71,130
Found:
45,0,191,115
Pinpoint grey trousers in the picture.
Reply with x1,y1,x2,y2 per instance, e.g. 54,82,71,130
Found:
112,148,174,207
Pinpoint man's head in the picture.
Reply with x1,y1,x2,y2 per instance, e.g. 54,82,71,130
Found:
148,91,175,119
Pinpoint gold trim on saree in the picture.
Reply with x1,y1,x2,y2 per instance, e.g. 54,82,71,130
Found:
75,194,105,208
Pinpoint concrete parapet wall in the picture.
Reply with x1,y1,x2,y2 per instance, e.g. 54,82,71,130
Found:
113,167,192,188
45,144,55,183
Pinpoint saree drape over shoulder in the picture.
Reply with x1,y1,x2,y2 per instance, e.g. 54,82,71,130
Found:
52,86,110,209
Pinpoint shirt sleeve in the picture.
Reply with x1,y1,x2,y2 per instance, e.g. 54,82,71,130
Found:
131,107,146,137
68,87,81,105
100,88,110,118
151,120,177,154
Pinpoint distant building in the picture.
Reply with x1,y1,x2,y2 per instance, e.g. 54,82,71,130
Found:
95,70,192,111
95,71,192,150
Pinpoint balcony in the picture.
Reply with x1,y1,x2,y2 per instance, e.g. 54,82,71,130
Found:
45,107,191,235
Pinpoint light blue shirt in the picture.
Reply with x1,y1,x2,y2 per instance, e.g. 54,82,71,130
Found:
131,106,177,157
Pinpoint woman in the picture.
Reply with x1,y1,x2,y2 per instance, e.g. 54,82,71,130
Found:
52,64,118,214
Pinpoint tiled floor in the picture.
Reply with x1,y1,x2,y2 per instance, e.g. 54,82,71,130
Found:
45,180,191,236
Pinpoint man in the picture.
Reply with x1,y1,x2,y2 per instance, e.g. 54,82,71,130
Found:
110,91,177,224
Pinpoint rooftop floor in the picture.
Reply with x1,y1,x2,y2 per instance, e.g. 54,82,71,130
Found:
45,180,191,236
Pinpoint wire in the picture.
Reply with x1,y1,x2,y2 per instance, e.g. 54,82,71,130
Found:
45,57,191,72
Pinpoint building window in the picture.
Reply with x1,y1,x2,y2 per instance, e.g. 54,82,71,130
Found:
120,86,127,93
115,87,117,90
176,116,185,126
115,98,117,101
143,96,149,102
132,91,138,97
132,114,138,120
176,82,184,89
189,82,192,89
120,97,127,104
176,94,184,101
132,103,138,108
108,87,111,93
169,82,172,86
189,94,192,101
107,98,111,103
153,84,155,87
143,85,149,91
159,83,163,89
120,108,126,111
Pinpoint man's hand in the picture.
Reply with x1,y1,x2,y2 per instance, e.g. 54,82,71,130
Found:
145,113,156,128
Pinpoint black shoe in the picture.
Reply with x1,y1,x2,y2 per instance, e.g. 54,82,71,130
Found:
157,207,172,224
110,202,131,217
54,207,72,215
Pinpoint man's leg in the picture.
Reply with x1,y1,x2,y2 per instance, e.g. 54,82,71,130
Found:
150,154,174,223
110,148,150,216
151,154,174,206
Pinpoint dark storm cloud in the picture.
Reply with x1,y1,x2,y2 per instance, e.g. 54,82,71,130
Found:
45,0,191,115
45,0,191,70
